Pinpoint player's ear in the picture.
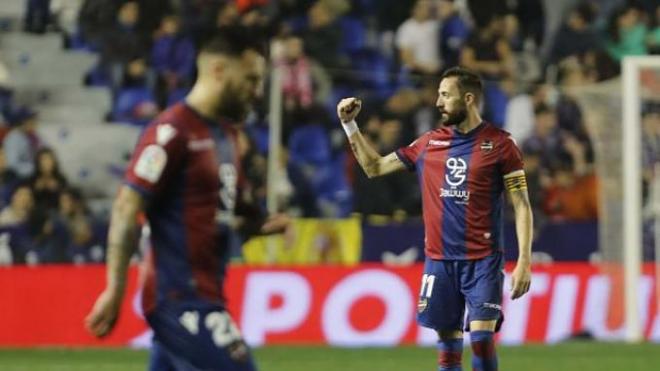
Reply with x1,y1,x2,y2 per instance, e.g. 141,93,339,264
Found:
464,92,474,106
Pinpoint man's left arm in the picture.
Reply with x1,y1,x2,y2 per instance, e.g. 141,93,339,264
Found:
504,170,533,300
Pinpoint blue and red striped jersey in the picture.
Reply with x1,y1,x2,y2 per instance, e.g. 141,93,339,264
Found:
124,103,242,314
396,122,524,260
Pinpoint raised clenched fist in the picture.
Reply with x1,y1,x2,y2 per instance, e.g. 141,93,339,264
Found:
337,97,362,123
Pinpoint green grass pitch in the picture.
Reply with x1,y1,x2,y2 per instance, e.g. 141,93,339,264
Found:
0,343,659,371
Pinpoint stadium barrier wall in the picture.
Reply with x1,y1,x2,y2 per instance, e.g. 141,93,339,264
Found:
1,263,658,347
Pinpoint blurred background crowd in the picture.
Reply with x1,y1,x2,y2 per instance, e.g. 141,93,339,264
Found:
0,0,658,265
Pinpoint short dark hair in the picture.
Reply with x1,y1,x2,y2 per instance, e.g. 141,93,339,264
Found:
199,30,262,58
440,67,483,103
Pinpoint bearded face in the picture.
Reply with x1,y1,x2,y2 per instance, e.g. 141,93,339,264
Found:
440,100,468,126
436,77,469,127
213,50,264,123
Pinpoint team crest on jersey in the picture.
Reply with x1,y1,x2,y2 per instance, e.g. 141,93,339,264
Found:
480,140,493,152
417,297,428,313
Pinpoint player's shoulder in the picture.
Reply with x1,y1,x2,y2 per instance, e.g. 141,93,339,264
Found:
141,103,198,141
482,123,519,147
145,103,191,131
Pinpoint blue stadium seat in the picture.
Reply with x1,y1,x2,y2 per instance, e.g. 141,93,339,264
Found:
167,87,190,106
350,48,395,98
111,87,158,126
483,82,509,128
84,61,110,87
245,123,269,155
288,124,331,166
339,17,366,53
288,125,352,217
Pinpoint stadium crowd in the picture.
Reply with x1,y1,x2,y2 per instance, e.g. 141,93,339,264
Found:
0,0,659,264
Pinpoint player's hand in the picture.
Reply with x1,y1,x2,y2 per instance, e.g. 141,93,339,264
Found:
337,97,362,123
85,289,123,338
510,261,531,300
260,213,291,235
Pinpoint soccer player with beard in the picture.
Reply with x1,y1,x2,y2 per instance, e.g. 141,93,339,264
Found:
85,35,289,371
337,67,533,371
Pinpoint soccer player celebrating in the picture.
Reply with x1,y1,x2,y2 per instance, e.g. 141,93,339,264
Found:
337,67,533,371
85,36,289,370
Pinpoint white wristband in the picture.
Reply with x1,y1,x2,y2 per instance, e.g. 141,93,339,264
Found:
341,120,358,137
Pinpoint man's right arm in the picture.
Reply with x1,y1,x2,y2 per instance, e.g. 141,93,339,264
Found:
85,185,144,337
337,97,406,178
105,185,144,300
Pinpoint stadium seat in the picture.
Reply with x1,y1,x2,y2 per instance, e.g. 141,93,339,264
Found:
339,17,366,53
349,48,395,98
110,87,158,126
288,124,331,166
166,87,190,106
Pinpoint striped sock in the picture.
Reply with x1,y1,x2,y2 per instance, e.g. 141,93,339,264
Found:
470,331,497,371
437,338,463,371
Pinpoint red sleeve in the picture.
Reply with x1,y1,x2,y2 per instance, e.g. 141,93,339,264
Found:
124,121,187,197
395,133,429,171
500,135,524,175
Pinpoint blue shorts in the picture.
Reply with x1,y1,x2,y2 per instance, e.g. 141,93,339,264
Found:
416,253,504,332
146,300,257,371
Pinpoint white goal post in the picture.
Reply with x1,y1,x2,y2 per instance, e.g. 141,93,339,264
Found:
622,56,660,343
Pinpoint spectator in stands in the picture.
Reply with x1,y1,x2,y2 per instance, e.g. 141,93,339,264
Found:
396,0,441,76
99,1,152,94
274,36,331,114
514,0,544,49
543,151,598,221
24,0,51,34
648,4,660,54
58,187,100,263
548,2,600,65
605,4,649,61
460,14,515,81
276,36,314,110
555,58,594,141
151,14,196,103
352,114,419,219
302,0,349,71
0,184,34,227
522,104,563,170
135,0,171,36
50,0,84,44
3,107,40,179
642,103,660,204
0,145,18,208
460,13,515,127
505,82,552,144
29,148,67,212
383,87,423,142
78,0,118,49
437,0,470,68
517,146,550,228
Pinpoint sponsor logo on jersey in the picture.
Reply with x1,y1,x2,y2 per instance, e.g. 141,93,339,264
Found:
440,157,470,204
188,138,215,151
440,188,470,203
483,302,502,311
445,157,467,186
429,139,451,147
480,140,493,152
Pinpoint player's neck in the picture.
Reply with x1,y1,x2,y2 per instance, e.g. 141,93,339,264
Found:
454,111,482,134
185,85,219,120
